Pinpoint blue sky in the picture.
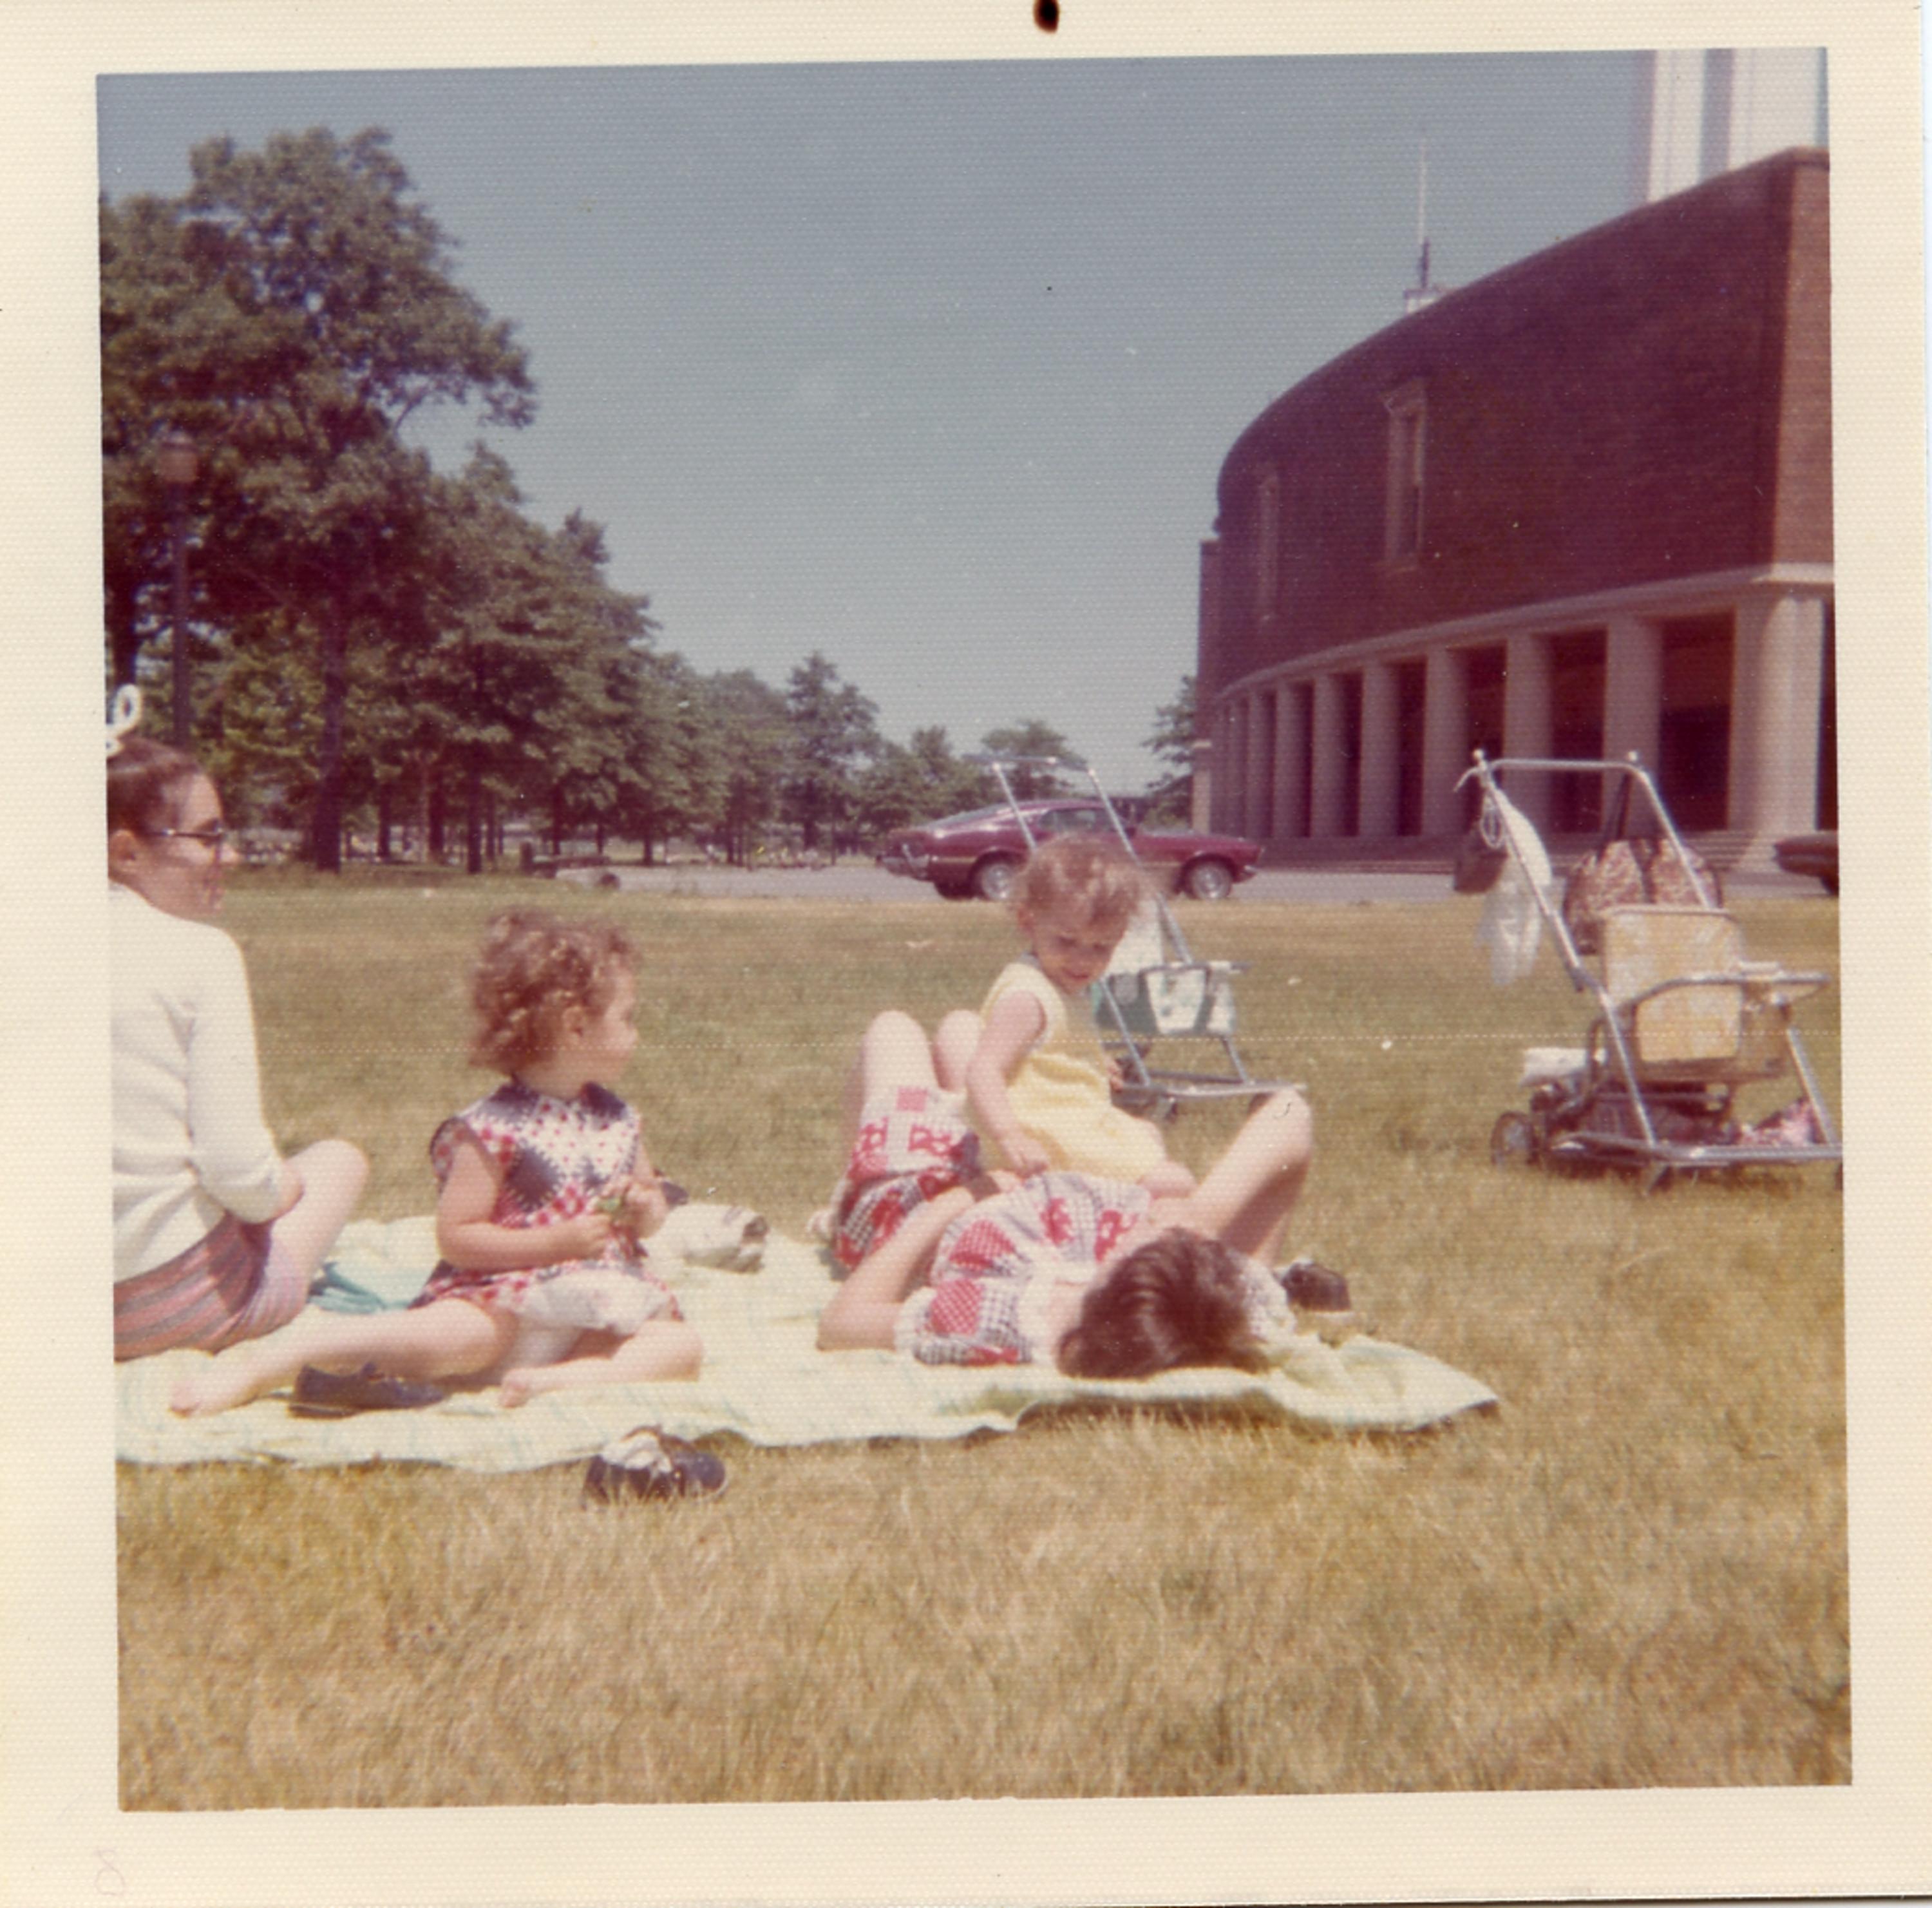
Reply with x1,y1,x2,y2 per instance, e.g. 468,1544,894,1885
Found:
98,55,1646,790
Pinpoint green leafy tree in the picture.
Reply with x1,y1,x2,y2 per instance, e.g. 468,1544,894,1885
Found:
613,651,726,864
980,720,1076,799
853,725,994,835
782,651,880,852
706,670,791,864
102,128,536,869
1140,674,1200,823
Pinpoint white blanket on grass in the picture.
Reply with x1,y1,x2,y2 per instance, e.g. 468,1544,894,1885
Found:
116,1218,1499,1470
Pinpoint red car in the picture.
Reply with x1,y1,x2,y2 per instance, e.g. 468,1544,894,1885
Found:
876,798,1263,902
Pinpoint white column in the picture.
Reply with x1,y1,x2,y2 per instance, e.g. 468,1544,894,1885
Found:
1358,662,1401,839
1724,50,1825,169
1309,675,1350,841
1189,738,1213,833
1727,592,1826,861
1245,692,1276,842
1604,616,1663,765
1604,615,1662,821
1638,50,1709,204
1420,646,1468,835
1503,632,1554,830
1273,680,1309,839
1226,699,1249,838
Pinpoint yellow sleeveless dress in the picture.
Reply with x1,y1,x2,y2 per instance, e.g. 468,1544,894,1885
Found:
977,959,1168,1181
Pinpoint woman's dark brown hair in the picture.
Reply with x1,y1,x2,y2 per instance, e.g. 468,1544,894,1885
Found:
1056,1229,1267,1379
106,734,204,839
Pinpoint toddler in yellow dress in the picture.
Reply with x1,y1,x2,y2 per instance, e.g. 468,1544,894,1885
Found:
963,834,1197,1197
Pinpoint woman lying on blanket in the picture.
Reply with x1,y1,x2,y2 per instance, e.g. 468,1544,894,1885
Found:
817,1011,1315,1374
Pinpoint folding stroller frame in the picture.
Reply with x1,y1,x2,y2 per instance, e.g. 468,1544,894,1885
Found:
968,753,1290,1120
1461,752,1842,1190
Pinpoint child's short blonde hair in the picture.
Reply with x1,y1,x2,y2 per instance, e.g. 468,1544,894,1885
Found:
468,909,636,1073
1011,834,1149,937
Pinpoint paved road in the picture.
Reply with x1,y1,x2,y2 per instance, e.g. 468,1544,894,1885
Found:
560,863,1825,905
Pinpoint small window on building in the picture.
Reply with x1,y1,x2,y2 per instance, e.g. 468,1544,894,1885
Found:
1255,467,1281,620
1383,383,1426,564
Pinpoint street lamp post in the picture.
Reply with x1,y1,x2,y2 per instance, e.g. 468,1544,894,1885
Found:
157,428,199,748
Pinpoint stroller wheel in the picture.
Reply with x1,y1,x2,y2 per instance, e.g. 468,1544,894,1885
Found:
1490,1111,1539,1169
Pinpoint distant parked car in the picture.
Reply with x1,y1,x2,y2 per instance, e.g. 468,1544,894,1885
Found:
876,798,1263,902
1774,830,1839,894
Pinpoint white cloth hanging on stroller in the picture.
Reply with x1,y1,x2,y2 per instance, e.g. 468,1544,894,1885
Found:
1475,789,1554,986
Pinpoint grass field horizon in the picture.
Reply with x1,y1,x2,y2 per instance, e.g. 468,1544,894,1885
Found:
117,878,1847,1805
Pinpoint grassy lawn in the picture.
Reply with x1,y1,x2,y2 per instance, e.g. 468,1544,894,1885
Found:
117,879,1847,1805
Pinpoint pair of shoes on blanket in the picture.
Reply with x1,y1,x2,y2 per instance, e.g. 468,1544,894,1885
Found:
290,1362,448,1418
583,1426,728,1505
1278,1259,1361,1344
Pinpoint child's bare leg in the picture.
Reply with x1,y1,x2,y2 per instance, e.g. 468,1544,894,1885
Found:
1148,1089,1312,1261
1140,1158,1199,1199
270,1138,370,1284
169,1299,513,1417
931,1011,984,1092
500,1320,703,1407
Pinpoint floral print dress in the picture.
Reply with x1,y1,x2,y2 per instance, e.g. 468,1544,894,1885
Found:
411,1079,679,1335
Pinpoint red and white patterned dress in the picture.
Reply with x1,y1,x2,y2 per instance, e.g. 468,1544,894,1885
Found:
411,1079,679,1337
828,1085,984,1273
896,1172,1154,1366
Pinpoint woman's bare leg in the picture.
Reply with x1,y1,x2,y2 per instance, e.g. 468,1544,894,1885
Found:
169,1299,515,1417
841,1010,943,1140
270,1138,369,1284
1148,1089,1313,1261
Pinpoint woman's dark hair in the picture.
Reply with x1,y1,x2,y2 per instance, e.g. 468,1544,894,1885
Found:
106,734,205,838
1056,1229,1267,1379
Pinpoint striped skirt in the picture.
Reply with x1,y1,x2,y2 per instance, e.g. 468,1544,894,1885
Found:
113,1213,308,1361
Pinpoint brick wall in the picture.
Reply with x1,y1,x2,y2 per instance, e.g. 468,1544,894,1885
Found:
1204,148,1831,700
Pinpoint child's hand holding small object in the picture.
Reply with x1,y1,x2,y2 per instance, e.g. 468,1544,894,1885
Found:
598,1172,670,1241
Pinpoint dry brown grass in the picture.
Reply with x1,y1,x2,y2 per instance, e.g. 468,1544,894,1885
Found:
118,881,1846,1804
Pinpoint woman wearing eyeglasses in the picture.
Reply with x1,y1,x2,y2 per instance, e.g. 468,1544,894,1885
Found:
108,712,367,1360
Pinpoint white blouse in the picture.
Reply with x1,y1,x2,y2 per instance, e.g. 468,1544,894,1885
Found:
111,883,285,1278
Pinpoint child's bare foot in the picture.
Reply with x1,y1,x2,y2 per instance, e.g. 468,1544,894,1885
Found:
1141,1160,1198,1199
498,1366,547,1408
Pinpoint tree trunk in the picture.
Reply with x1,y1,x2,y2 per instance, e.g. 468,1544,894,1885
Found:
377,784,393,861
428,769,446,860
309,594,349,872
464,756,484,875
551,787,565,858
107,569,144,691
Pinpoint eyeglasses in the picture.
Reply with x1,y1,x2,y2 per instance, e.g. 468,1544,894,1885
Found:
143,825,229,851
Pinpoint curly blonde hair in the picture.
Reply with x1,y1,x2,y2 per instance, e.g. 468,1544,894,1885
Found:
1011,834,1148,937
468,909,636,1074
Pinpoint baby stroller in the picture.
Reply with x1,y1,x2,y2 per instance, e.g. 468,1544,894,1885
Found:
1460,752,1841,1191
970,754,1292,1121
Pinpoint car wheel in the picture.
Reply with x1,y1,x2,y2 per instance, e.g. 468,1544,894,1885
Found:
972,856,1019,902
1182,859,1235,902
933,878,972,901
1821,873,1839,896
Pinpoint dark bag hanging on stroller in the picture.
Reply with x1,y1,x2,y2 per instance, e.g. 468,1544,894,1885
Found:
1560,779,1722,955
